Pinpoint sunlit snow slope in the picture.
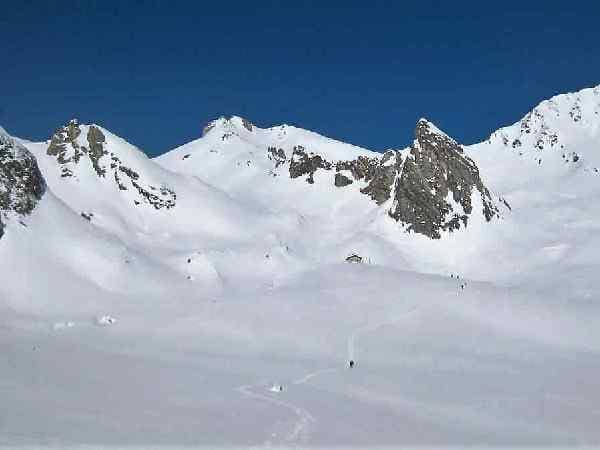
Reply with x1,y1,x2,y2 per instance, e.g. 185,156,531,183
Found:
1,84,600,447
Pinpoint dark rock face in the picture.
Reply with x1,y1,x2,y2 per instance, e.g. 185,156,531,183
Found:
389,120,498,238
266,119,499,239
289,146,332,184
47,119,84,176
47,119,106,177
267,147,287,168
334,172,353,187
336,155,380,183
48,121,108,178
359,151,400,205
0,130,46,238
86,125,108,177
241,117,254,132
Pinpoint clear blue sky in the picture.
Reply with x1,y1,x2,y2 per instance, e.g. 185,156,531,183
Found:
1,0,599,156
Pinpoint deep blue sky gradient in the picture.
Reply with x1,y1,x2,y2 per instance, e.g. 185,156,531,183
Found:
1,0,599,155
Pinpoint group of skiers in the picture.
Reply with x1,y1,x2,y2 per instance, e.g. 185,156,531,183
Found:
451,273,467,290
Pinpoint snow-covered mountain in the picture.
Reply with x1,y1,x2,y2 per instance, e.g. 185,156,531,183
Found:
2,84,600,446
469,84,600,189
3,84,600,305
157,116,501,239
2,83,600,309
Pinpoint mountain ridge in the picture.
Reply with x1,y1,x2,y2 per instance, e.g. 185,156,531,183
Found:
3,82,600,245
1,83,599,301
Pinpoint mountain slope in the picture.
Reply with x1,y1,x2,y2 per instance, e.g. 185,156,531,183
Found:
26,119,264,244
157,116,502,239
468,84,600,190
2,84,600,446
4,83,600,302
460,84,600,289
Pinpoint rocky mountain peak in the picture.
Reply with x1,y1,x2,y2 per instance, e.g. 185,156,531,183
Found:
47,120,108,178
414,118,463,154
261,118,500,239
0,128,46,238
389,120,499,238
46,120,176,210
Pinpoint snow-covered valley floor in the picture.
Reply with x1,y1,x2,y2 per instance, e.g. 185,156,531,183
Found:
2,265,600,448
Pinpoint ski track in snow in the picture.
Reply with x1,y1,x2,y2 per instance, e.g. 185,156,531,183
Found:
292,367,338,385
235,383,316,445
235,304,420,445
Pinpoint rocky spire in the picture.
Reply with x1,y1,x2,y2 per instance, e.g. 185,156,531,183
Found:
389,119,498,238
264,118,499,239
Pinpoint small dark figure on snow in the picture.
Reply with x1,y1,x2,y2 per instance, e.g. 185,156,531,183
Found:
349,360,355,368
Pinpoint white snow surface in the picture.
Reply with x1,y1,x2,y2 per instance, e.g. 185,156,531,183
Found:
2,85,600,447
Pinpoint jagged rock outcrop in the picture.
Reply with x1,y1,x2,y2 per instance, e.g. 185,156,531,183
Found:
266,119,499,239
241,117,254,132
267,147,287,168
336,156,380,181
389,120,498,238
47,119,84,177
47,120,176,210
358,151,400,204
47,119,109,178
0,129,46,238
334,172,353,187
86,125,108,177
289,145,332,184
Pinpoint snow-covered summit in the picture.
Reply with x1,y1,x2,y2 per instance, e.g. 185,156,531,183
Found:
476,83,600,170
157,116,501,239
39,119,175,210
167,114,379,164
202,115,255,136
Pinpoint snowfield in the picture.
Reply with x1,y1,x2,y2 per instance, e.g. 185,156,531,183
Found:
2,84,600,447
